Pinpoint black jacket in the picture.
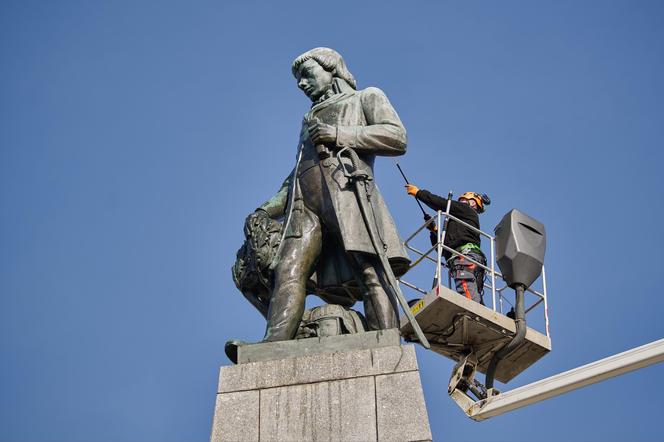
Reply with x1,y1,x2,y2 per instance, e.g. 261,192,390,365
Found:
416,190,481,259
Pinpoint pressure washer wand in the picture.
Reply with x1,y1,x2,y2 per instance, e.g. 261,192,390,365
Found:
396,162,428,216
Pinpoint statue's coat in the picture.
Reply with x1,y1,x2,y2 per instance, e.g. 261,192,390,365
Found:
260,83,410,301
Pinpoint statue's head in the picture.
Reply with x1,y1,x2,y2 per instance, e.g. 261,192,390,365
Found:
292,47,357,102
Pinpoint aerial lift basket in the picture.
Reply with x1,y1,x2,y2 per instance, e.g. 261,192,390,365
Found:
399,205,664,421
399,207,550,387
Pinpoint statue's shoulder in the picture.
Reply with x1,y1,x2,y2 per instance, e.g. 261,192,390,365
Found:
357,86,389,109
357,86,390,103
358,86,386,95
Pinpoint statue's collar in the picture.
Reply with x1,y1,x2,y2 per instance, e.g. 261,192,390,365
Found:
312,89,336,106
310,78,356,112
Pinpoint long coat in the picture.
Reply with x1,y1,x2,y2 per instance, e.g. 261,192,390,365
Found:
259,82,410,302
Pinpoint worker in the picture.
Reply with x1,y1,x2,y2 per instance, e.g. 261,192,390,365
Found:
405,185,490,304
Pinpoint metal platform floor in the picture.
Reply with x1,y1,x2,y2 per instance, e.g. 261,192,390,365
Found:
400,284,551,383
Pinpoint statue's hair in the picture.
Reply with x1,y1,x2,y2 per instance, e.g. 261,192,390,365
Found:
291,47,357,90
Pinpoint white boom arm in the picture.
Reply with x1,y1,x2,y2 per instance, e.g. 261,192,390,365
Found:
469,338,664,421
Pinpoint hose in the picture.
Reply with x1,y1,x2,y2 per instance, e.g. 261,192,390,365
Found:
485,284,526,390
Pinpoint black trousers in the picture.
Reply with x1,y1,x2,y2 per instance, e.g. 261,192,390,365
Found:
449,250,486,305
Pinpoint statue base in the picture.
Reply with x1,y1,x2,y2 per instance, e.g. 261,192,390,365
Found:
210,329,432,442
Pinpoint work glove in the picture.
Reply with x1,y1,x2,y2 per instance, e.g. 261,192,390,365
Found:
405,184,419,196
423,213,437,232
424,213,438,246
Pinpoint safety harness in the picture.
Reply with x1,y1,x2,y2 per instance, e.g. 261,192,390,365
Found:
448,243,484,300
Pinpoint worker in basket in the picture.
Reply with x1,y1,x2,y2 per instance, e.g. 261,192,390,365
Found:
405,185,491,305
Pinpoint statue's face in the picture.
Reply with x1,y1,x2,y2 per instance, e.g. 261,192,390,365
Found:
295,59,334,102
316,318,340,337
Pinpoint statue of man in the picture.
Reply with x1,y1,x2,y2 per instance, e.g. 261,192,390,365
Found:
251,47,410,342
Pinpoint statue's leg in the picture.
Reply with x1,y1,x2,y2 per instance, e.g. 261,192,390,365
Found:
263,208,322,342
352,253,398,330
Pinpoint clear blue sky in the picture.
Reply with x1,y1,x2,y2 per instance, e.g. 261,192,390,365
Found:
2,1,663,441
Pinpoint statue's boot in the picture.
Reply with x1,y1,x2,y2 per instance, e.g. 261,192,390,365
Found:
224,339,248,364
262,280,305,342
263,206,322,342
357,256,398,330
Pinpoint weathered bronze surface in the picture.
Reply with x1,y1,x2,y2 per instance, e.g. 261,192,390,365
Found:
234,48,410,344
232,210,283,319
296,304,367,339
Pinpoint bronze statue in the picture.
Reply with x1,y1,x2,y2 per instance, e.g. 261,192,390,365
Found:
231,48,420,355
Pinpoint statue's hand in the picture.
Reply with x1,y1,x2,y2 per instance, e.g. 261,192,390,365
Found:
308,120,337,145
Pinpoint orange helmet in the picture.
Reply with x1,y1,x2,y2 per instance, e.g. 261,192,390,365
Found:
459,192,491,213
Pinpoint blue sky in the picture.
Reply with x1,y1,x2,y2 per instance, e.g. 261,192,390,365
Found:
2,1,663,441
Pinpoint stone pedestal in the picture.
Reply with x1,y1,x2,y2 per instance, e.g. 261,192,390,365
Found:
210,330,432,442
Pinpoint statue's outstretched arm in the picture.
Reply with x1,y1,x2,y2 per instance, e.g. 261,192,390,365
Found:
257,169,294,218
336,87,407,156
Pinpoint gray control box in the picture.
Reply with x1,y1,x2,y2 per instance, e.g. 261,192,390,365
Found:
494,209,546,289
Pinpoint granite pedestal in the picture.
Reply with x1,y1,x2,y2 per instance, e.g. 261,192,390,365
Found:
210,329,432,442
